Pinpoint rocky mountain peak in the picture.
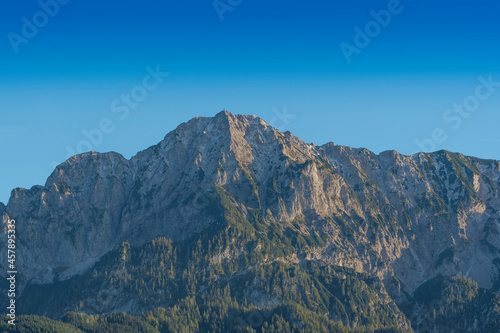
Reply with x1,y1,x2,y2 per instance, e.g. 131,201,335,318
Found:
2,111,499,332
1,111,499,310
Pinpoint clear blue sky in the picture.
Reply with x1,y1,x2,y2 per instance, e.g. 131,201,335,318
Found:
1,0,500,204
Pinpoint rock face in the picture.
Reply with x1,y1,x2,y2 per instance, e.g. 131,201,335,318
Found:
1,111,499,300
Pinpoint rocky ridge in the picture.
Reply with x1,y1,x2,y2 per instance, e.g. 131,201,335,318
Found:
1,111,499,329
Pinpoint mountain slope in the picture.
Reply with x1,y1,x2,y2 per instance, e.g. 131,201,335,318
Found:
1,111,499,332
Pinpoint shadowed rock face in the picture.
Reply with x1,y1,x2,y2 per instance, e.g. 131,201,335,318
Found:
2,111,499,297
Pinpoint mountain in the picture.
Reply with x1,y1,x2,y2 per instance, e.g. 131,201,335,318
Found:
1,111,499,332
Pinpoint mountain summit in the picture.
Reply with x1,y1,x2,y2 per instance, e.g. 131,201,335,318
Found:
1,111,499,332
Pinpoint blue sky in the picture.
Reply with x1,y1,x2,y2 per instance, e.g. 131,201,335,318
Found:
1,0,500,203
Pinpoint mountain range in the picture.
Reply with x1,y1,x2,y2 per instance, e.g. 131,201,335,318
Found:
1,111,499,332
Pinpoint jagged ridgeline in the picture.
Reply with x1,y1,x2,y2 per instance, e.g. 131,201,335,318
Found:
1,111,499,332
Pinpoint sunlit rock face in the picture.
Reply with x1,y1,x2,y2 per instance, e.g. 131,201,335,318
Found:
2,111,499,298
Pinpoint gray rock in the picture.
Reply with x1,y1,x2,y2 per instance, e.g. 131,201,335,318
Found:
1,111,499,299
